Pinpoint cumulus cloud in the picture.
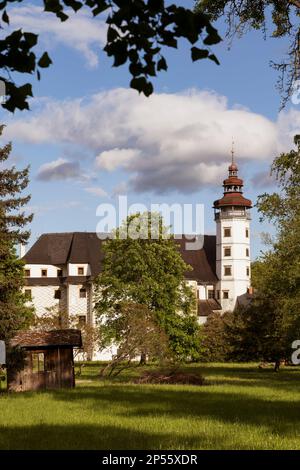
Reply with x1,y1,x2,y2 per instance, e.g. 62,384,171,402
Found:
84,186,108,197
8,4,106,67
7,87,292,194
37,158,81,181
96,148,141,171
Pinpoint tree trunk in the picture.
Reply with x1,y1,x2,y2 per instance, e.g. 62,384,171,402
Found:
274,359,280,372
140,352,147,365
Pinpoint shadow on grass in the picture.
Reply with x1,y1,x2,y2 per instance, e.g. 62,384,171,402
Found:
25,383,300,437
0,422,227,450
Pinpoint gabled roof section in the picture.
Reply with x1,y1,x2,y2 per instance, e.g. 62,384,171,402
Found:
24,232,217,283
23,233,74,265
175,235,217,283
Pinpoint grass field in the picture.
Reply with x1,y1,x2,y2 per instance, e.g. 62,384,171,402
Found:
0,362,300,450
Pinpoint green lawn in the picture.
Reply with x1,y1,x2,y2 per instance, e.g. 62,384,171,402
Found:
0,362,300,450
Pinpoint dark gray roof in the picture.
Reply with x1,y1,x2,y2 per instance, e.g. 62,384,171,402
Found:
24,232,217,283
198,299,222,317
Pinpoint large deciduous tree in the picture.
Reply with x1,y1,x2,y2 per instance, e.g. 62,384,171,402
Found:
196,0,300,107
0,0,221,112
0,125,33,343
94,212,202,362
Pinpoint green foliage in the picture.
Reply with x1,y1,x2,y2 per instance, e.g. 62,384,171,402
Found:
0,0,221,112
99,302,170,377
222,136,300,366
94,212,202,361
0,125,33,342
196,0,300,107
201,311,232,362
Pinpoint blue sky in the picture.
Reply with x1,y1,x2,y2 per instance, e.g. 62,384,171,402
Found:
1,1,300,259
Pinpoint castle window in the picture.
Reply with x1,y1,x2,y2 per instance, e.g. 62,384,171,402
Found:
224,227,231,237
246,228,249,238
79,288,87,298
223,291,229,299
246,267,250,277
24,289,32,300
41,269,47,277
57,269,63,277
54,289,61,299
78,267,84,275
78,315,87,325
25,269,30,277
224,266,232,276
246,248,249,257
224,247,231,257
208,290,215,299
217,290,220,300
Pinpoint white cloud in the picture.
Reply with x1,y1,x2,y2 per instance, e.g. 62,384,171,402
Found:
84,186,108,197
7,87,292,194
8,4,106,67
37,158,81,181
96,148,141,171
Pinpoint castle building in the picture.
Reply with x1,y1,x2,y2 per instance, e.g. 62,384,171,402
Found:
22,159,252,357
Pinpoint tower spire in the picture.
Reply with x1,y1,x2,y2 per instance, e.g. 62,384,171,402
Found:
231,138,235,165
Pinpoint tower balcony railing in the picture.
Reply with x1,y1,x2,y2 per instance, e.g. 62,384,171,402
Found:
214,211,251,221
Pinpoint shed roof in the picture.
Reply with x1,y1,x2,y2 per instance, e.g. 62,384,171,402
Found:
10,329,82,348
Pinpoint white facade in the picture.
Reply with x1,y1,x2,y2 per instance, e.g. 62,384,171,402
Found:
215,211,251,311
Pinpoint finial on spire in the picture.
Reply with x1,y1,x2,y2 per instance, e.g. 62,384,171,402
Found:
231,137,235,165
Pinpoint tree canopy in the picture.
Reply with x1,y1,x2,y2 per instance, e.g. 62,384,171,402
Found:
0,0,221,112
94,212,202,362
196,0,300,107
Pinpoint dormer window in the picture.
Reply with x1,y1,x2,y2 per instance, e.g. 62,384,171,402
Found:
41,269,47,277
25,269,30,277
78,267,84,275
57,269,63,277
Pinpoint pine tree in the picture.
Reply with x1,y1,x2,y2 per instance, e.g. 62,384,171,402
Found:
0,125,33,343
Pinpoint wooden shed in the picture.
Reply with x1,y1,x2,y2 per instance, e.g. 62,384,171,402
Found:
7,329,82,392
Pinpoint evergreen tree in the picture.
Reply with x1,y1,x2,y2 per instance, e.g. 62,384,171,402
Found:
94,212,202,362
0,125,33,343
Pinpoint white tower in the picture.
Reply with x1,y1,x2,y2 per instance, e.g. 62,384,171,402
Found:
214,153,252,311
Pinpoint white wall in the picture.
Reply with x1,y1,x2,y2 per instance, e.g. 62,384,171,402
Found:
24,264,63,277
216,215,251,311
24,285,67,315
68,263,91,276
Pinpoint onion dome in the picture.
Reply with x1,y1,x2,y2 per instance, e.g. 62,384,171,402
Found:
214,160,252,209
